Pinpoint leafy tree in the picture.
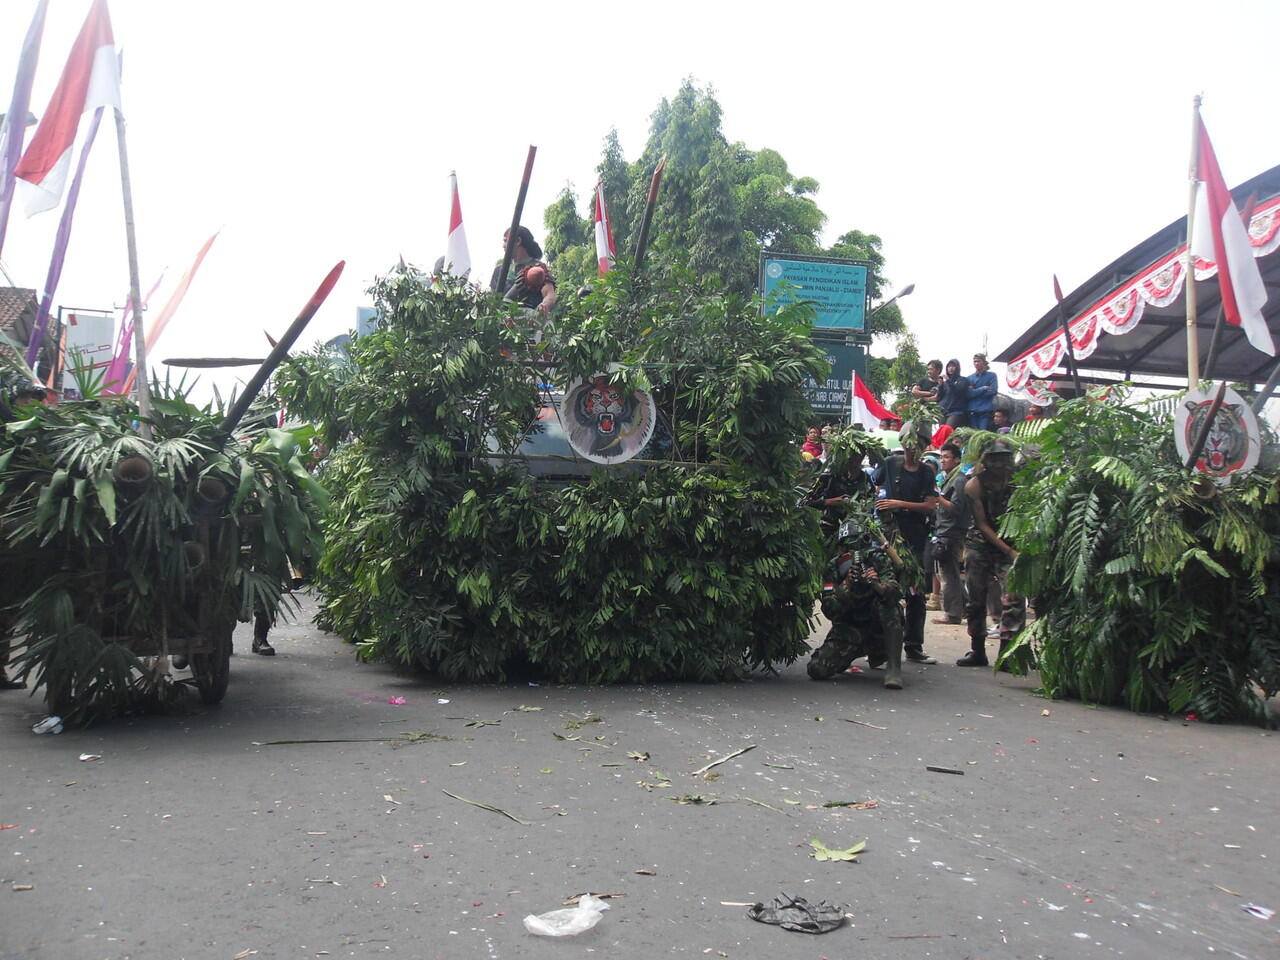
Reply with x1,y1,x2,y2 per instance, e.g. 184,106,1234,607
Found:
543,184,589,261
596,128,632,251
887,331,927,393
736,147,825,254
688,143,748,291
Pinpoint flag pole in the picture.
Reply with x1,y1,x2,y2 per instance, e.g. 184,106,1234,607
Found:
496,145,536,294
1052,274,1084,397
114,105,150,433
1185,95,1202,387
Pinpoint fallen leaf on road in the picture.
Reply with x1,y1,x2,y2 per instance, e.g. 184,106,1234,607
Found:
635,869,657,875
233,951,258,959
513,705,542,712
382,795,400,805
810,838,866,862
552,732,581,741
539,767,552,774
782,799,801,805
563,714,604,730
670,794,717,805
441,790,530,825
762,762,793,769
626,751,650,761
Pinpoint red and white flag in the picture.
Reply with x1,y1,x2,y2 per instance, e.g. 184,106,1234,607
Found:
1191,116,1274,356
849,372,895,430
594,181,615,275
444,171,470,277
15,0,120,217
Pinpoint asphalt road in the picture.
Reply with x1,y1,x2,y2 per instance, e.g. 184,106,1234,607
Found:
2,598,1277,960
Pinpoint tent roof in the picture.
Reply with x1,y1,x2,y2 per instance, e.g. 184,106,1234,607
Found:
996,165,1280,398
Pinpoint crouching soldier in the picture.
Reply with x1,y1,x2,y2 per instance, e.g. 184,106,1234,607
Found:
807,516,908,689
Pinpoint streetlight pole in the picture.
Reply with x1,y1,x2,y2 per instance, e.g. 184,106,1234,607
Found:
865,283,915,323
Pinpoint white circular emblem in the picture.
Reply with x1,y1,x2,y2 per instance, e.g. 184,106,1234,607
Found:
766,262,784,279
561,374,657,465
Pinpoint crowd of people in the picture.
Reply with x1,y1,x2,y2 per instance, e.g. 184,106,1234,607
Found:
799,353,1048,682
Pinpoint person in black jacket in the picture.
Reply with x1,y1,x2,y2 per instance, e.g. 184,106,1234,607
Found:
938,359,968,427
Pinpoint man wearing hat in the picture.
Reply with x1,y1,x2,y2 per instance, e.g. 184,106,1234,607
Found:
871,419,940,665
489,225,557,316
956,439,1026,666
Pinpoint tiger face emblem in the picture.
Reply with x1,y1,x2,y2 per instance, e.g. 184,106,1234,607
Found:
1184,400,1247,476
564,375,657,464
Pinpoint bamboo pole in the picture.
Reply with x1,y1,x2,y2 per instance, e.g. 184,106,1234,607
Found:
114,106,151,435
496,146,537,295
632,155,667,273
1185,95,1202,387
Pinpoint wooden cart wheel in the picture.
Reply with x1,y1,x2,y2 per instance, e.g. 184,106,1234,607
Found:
190,624,232,705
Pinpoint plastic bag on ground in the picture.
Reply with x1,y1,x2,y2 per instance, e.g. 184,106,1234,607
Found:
523,894,610,936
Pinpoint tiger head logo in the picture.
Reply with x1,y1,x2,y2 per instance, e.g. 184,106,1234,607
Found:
565,376,655,464
1184,400,1248,476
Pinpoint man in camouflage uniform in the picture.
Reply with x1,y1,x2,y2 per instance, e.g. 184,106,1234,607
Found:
807,516,907,689
956,439,1027,667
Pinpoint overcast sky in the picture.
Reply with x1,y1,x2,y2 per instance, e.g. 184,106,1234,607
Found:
1,0,1277,402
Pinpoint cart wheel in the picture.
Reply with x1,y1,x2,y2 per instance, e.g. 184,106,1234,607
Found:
190,625,232,705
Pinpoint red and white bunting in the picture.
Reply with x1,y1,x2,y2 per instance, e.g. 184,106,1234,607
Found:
1005,195,1280,393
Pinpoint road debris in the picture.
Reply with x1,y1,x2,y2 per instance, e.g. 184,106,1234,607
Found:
78,753,101,762
691,744,755,776
670,794,718,805
525,895,610,936
925,765,964,775
562,892,624,904
514,705,542,711
1241,903,1275,920
810,838,866,862
634,869,657,876
841,718,887,730
741,796,786,813
441,790,530,825
747,893,845,934
822,800,877,810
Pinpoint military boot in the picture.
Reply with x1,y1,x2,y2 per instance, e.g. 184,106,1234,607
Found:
882,626,904,690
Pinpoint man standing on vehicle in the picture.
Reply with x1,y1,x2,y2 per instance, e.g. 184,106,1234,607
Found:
966,353,999,432
872,420,940,665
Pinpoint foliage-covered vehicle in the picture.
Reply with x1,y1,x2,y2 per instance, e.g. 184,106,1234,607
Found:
1002,388,1280,725
278,264,830,683
0,382,324,723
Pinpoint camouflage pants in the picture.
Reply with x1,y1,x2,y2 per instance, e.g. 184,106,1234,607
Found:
964,545,1026,653
807,602,904,680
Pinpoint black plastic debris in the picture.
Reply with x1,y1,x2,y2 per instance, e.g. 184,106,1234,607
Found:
747,893,846,934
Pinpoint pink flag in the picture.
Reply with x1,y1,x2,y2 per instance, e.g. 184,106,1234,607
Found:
102,270,165,394
849,372,895,430
444,171,470,277
1191,117,1273,357
121,232,219,394
594,181,615,275
14,0,119,216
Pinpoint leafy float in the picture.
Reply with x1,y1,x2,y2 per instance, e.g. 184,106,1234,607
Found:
0,382,323,722
1002,387,1280,726
278,263,828,683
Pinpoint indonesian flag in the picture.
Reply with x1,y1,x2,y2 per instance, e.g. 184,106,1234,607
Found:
444,171,470,277
15,0,120,216
594,181,615,274
1191,117,1274,356
849,372,895,429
